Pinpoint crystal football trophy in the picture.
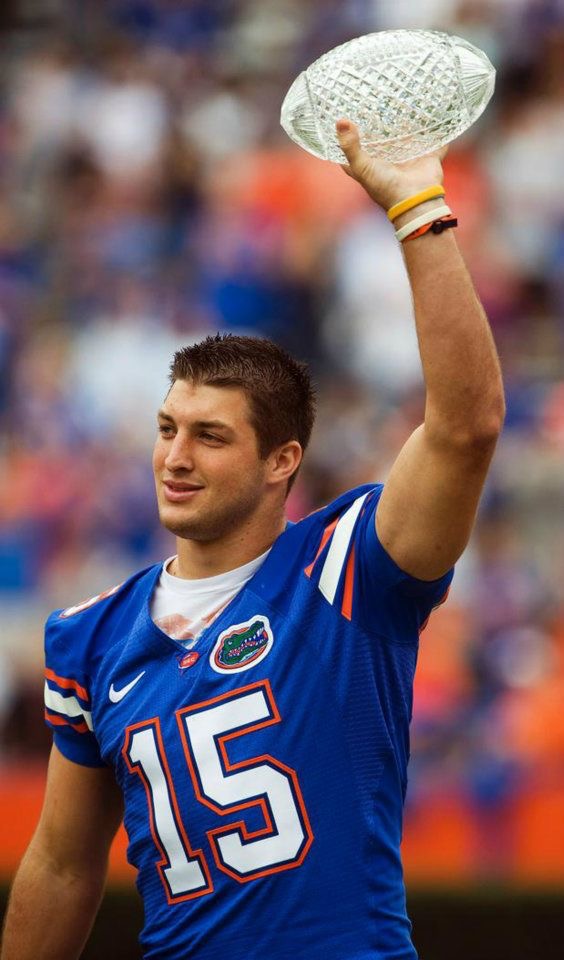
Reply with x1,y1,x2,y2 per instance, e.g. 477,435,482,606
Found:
280,30,495,163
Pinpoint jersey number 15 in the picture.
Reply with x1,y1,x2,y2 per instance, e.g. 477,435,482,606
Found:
123,680,314,902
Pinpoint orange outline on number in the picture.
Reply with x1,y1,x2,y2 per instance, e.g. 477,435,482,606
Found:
123,716,214,904
176,679,314,884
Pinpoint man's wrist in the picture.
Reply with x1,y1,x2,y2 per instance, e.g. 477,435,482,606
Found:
392,198,448,232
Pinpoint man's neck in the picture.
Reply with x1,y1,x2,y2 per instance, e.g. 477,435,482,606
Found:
173,515,286,580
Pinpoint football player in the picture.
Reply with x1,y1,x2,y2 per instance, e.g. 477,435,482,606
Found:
1,122,504,960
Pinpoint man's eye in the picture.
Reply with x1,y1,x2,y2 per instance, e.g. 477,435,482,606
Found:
158,425,174,436
201,432,223,443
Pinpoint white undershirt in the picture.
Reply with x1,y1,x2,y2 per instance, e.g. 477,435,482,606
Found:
150,549,271,648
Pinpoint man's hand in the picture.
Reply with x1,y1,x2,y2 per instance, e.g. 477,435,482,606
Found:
336,119,447,211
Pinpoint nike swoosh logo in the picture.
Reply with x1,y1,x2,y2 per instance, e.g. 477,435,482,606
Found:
109,671,146,703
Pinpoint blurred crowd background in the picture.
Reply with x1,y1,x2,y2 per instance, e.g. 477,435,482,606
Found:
1,0,564,885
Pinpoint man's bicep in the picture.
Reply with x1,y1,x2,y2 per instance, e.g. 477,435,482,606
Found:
376,423,495,581
34,745,123,875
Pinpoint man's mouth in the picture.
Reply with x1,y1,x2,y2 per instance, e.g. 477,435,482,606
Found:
163,480,205,503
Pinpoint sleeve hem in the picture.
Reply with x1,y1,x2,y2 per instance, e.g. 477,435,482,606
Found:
52,730,107,768
366,501,454,596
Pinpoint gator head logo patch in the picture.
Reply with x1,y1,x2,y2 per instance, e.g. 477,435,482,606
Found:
210,616,273,674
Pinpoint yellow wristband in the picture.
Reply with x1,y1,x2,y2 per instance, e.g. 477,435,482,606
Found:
387,185,446,223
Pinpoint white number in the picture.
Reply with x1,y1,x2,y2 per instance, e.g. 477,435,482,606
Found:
124,681,313,898
178,681,312,881
124,720,212,902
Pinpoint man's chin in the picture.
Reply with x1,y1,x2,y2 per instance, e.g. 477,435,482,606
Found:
157,488,262,543
159,511,211,542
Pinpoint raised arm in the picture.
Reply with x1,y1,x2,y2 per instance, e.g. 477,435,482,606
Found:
1,745,123,960
337,121,505,581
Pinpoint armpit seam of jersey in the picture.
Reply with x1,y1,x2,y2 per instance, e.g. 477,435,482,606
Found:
301,572,420,649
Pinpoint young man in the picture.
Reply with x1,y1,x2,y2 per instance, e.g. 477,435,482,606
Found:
1,122,504,959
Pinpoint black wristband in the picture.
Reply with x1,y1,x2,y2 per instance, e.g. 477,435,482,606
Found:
430,216,458,234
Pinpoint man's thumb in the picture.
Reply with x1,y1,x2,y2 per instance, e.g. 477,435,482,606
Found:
336,119,362,165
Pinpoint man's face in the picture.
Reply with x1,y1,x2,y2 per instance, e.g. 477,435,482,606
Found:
153,380,269,542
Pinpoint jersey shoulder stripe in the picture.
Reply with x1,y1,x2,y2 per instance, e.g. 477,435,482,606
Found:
58,580,125,619
317,490,371,604
303,483,454,634
341,542,356,622
303,516,338,577
305,487,378,621
49,563,159,628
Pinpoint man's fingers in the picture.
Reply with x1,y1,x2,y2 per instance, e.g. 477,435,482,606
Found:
335,119,447,210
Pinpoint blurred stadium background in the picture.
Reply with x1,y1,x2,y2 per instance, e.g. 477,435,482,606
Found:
0,0,563,957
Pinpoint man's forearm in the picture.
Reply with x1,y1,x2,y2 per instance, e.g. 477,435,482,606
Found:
1,842,106,960
335,121,504,447
398,201,505,444
336,118,505,579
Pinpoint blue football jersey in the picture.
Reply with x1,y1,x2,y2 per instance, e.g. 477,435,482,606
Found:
44,484,452,960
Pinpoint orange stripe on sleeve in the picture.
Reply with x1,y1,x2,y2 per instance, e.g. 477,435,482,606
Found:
44,668,89,703
44,710,90,735
341,543,356,621
304,517,339,578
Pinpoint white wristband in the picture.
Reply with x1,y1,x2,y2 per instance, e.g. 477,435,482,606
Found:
395,204,452,242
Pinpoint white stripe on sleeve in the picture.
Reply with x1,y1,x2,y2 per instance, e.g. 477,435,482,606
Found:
44,682,94,731
318,492,370,605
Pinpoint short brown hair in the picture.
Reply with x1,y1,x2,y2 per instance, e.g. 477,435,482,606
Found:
170,334,316,487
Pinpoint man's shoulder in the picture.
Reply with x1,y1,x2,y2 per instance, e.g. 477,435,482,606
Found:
45,562,161,656
277,484,382,565
254,484,382,615
294,483,382,533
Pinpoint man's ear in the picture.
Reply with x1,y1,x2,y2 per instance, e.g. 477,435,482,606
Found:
266,441,303,488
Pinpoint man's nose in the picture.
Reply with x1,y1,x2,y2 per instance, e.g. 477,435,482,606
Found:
164,433,195,472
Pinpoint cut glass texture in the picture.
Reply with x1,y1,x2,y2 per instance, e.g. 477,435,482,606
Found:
281,30,496,163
